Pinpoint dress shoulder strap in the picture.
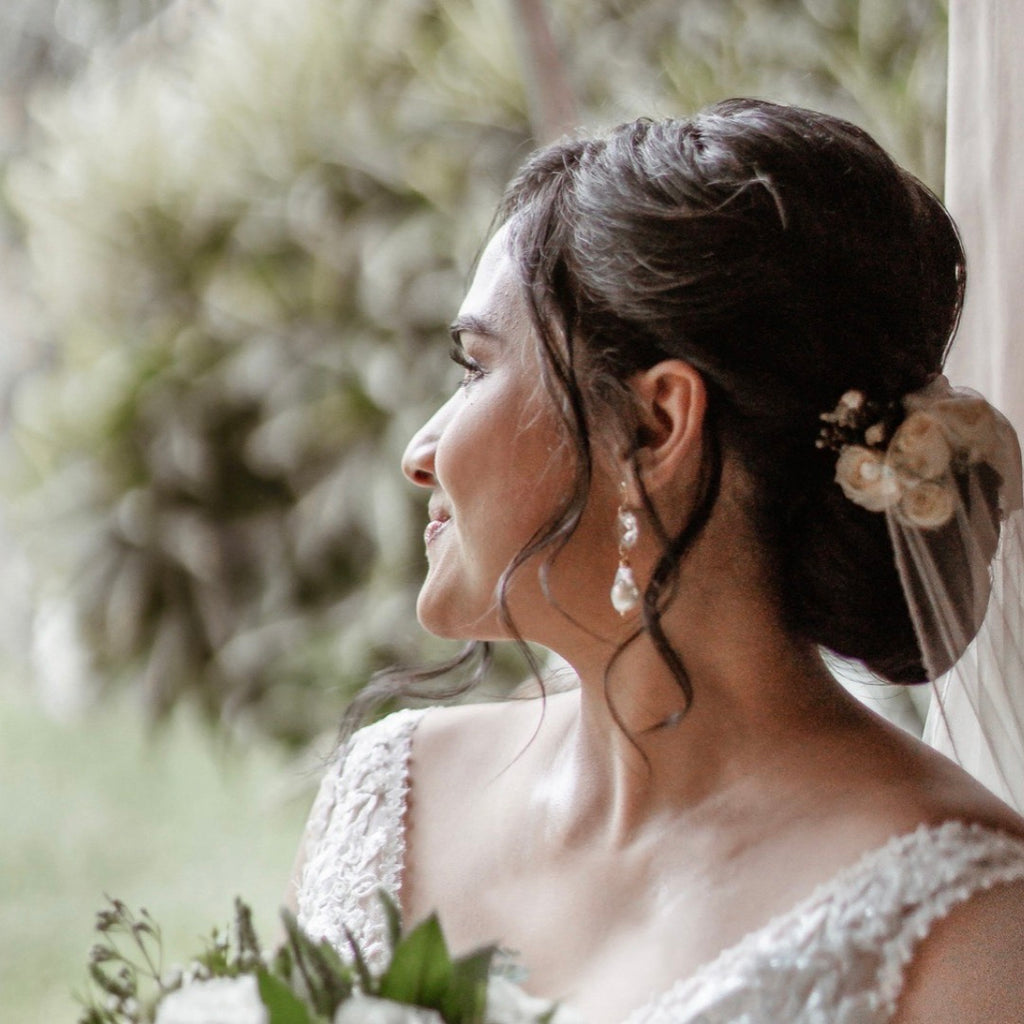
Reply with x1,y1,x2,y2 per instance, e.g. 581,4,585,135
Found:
626,821,1024,1023
866,822,1024,1016
296,708,428,970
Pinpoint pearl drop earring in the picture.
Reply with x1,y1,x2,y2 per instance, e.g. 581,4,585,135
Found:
610,482,641,615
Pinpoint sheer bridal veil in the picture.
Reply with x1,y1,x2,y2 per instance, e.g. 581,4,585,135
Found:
915,0,1024,813
884,392,1024,812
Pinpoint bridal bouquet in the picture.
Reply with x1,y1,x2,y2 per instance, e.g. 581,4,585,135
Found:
78,897,578,1024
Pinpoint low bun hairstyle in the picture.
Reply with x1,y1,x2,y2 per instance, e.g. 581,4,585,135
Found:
498,99,966,686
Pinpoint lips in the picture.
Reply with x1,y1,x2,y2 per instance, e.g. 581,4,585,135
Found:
424,506,451,546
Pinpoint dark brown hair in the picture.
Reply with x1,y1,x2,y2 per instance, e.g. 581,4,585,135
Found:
497,99,965,690
345,99,966,735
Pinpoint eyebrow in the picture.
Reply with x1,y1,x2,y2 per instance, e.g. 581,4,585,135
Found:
448,314,502,346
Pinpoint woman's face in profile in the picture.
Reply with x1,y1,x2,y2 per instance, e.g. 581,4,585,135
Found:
401,226,620,645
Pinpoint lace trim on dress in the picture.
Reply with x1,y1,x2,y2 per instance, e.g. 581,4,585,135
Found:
622,820,1024,1024
295,709,1024,1023
296,707,428,971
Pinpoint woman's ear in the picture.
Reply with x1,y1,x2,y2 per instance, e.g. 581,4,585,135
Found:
630,360,708,493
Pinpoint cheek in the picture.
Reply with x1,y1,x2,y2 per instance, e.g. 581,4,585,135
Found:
439,395,572,539
432,399,501,498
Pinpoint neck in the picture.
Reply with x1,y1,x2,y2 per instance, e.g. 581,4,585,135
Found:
517,473,876,842
537,600,865,843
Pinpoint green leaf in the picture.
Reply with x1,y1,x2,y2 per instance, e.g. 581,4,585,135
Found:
343,925,375,995
440,946,495,1024
257,969,319,1024
280,908,355,1016
235,898,263,964
375,906,497,1023
377,914,454,1009
304,936,354,1012
379,890,403,953
271,942,294,981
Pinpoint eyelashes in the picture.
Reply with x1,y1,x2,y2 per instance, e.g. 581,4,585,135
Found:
449,343,486,389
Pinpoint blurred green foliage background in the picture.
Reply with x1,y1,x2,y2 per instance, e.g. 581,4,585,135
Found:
1,0,949,750
0,1,948,1021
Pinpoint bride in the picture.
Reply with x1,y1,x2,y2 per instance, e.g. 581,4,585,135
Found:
292,100,1024,1023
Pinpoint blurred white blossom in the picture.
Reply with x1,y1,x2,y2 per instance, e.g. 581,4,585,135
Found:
333,995,444,1024
154,976,267,1024
485,975,586,1024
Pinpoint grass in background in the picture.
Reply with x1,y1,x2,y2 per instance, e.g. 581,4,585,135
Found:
0,686,316,1023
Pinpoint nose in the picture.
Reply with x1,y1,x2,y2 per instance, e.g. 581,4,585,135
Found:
402,412,440,488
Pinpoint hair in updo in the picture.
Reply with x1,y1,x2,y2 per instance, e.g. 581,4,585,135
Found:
498,98,966,688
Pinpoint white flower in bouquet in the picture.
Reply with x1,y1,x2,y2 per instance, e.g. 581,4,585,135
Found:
333,995,444,1023
484,975,585,1024
80,896,575,1024
154,975,268,1024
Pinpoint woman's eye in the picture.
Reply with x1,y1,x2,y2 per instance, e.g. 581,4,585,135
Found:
449,344,486,389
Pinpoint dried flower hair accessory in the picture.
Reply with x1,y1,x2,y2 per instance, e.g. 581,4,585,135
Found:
818,378,1024,813
816,388,900,454
819,380,1009,529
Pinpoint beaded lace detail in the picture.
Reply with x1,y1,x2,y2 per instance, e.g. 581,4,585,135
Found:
296,708,427,970
622,820,1024,1023
296,710,1024,1021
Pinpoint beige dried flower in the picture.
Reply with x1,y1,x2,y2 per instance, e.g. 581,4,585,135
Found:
835,445,902,512
832,390,866,426
931,397,1000,463
897,479,956,529
888,411,952,480
864,421,887,447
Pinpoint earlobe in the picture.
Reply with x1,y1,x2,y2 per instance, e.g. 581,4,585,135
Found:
630,360,708,492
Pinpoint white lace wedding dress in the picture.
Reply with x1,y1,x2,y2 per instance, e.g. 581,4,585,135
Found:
296,708,1024,1023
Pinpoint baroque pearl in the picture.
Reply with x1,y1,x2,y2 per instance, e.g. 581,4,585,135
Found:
610,564,640,615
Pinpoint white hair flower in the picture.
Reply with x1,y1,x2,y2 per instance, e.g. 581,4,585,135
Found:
834,445,902,512
930,397,1001,463
823,384,1004,530
897,480,956,529
887,411,952,480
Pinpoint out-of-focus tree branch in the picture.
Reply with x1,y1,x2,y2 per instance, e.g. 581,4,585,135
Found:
506,0,578,143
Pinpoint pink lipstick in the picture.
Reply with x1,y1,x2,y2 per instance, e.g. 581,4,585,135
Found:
424,517,450,545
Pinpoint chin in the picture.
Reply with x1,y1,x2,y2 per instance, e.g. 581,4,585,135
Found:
415,587,521,643
416,592,488,641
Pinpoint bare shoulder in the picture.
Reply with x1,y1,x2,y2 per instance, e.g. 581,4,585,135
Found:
850,715,1024,838
399,693,573,930
877,734,1024,1022
894,873,1024,1023
410,690,571,780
